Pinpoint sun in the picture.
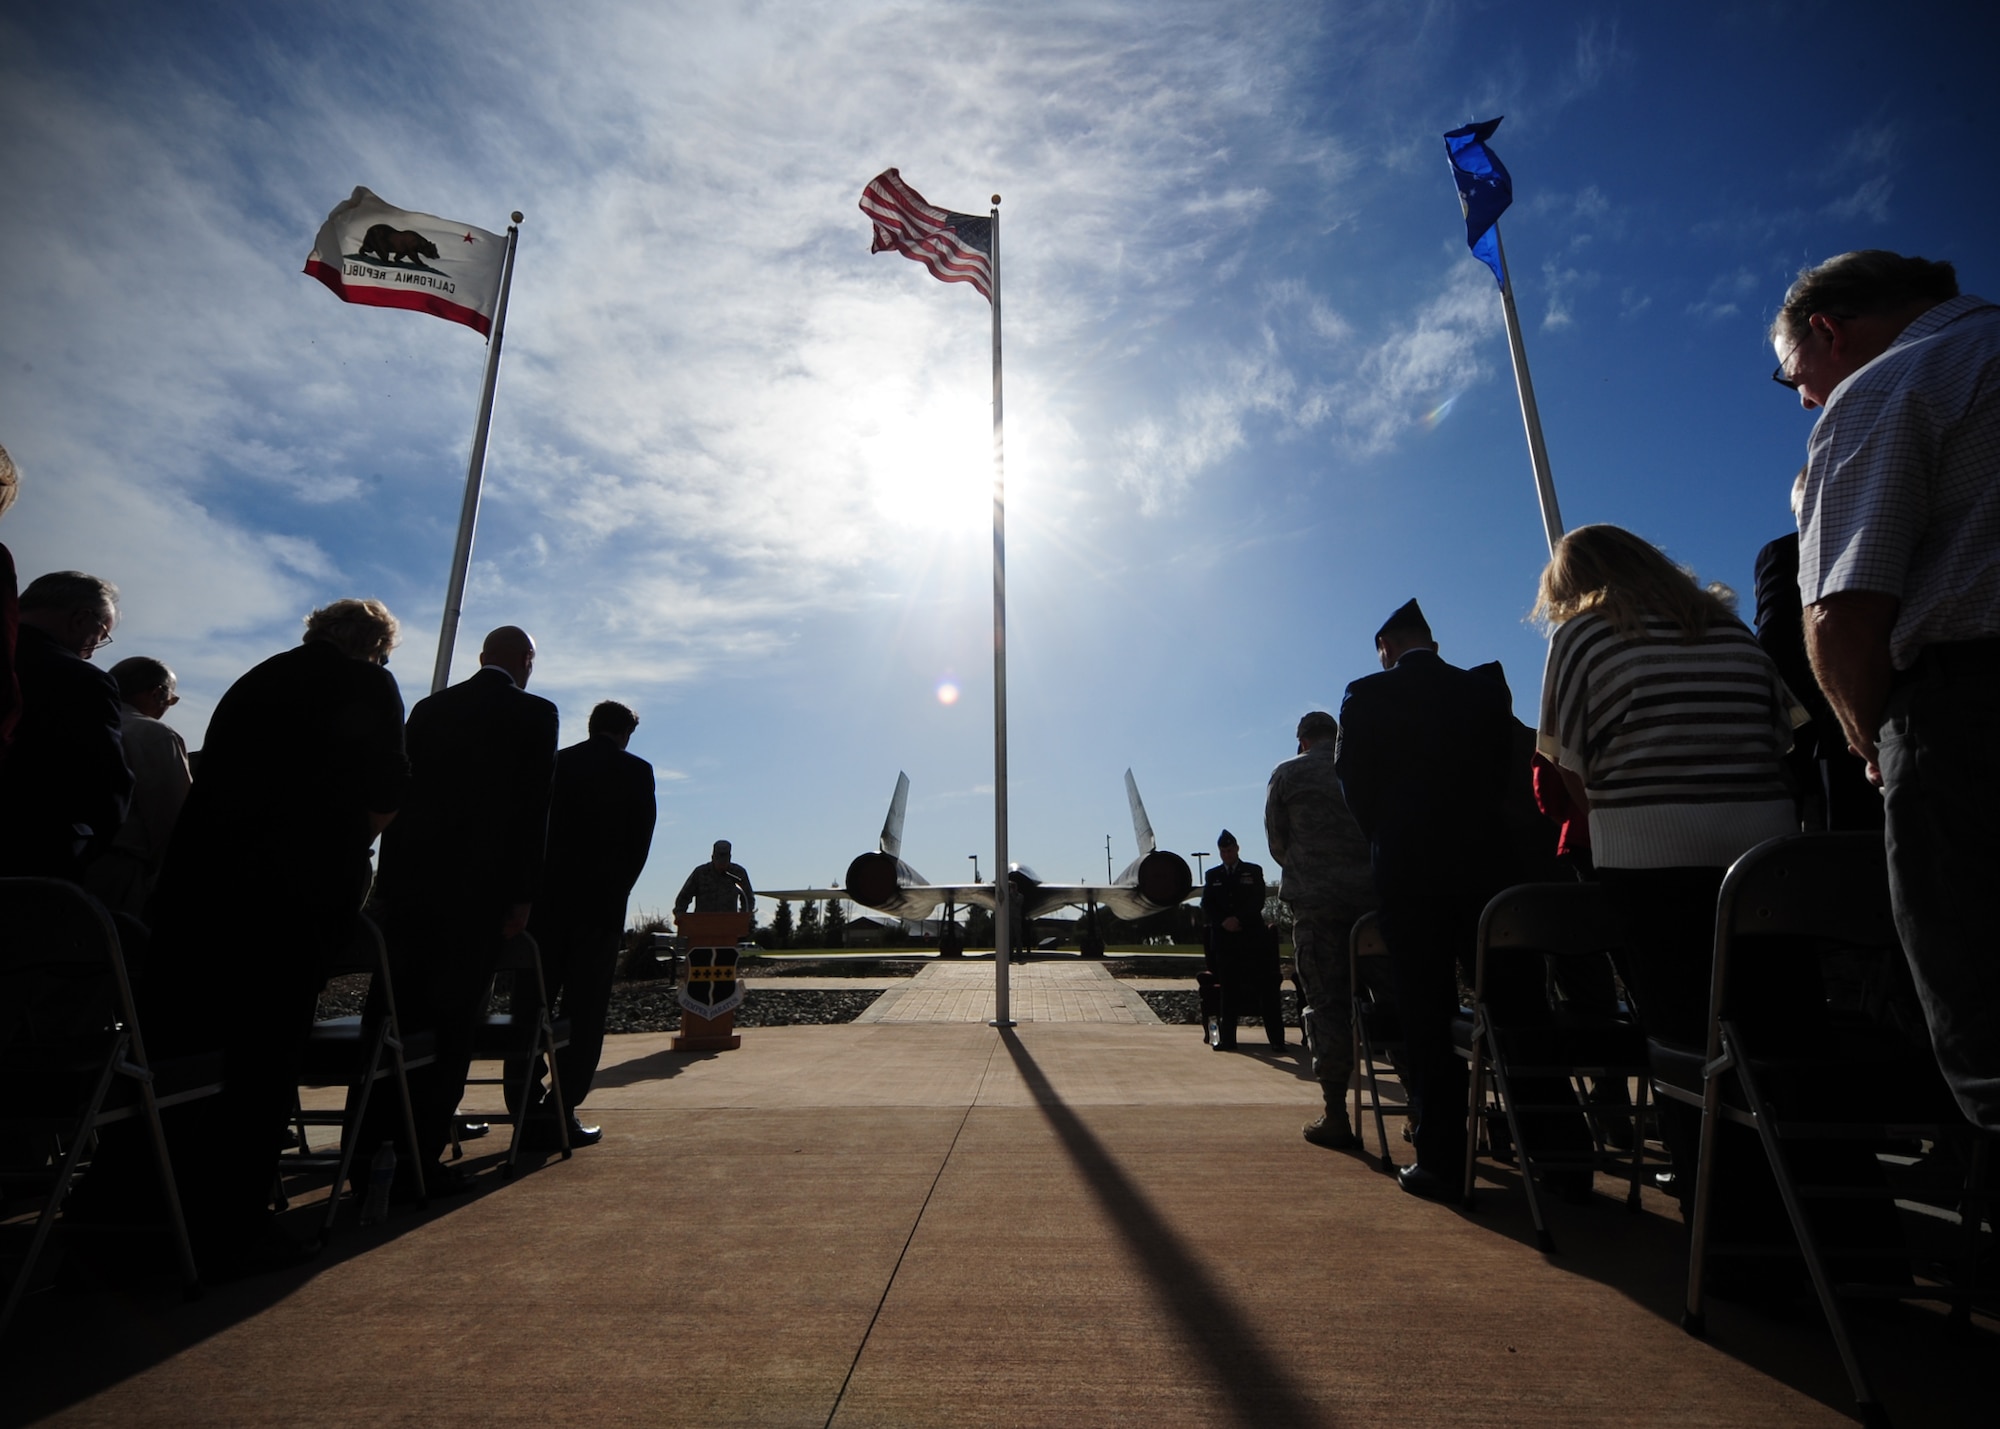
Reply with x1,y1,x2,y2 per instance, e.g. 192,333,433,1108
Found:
862,390,992,534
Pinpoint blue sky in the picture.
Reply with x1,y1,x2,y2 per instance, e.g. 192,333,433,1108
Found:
3,1,1995,923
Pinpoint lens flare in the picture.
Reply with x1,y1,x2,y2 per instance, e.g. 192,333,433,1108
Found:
936,680,960,705
1423,393,1459,428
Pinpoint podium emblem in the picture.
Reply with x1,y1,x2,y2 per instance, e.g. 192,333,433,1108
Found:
679,944,743,1019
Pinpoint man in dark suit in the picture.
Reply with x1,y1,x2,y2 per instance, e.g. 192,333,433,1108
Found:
506,699,655,1145
0,571,131,881
370,625,559,1179
1202,830,1282,1049
76,598,410,1276
1335,600,1525,1199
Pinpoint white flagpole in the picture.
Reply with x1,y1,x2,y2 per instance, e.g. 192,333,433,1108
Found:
1491,224,1563,555
430,211,524,694
987,194,1014,1029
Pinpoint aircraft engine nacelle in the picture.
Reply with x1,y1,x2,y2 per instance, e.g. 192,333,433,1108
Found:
840,852,912,908
1133,849,1193,909
1096,848,1194,923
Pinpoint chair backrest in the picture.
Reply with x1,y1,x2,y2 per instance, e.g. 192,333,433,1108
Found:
1715,832,1896,950
1705,831,1897,1055
1476,882,1622,964
1350,912,1388,963
0,878,132,1054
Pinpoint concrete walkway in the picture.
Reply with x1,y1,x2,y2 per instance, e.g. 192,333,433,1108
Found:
5,1022,1990,1428
853,959,1164,1025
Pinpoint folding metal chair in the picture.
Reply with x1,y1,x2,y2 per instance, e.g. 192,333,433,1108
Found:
1,878,222,1333
1458,882,1660,1252
1682,832,1993,1427
277,913,435,1240
1348,912,1409,1174
454,932,573,1173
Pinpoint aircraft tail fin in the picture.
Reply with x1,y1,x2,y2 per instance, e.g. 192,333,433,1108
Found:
1125,768,1157,856
879,771,911,859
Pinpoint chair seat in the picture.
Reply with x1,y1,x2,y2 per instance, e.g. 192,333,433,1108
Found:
469,1013,572,1059
298,1018,438,1083
1487,1019,1649,1071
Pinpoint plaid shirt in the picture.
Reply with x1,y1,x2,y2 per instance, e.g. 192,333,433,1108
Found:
1798,294,2000,668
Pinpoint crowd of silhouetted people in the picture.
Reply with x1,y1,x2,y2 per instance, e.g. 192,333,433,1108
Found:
2,450,660,1278
1204,250,1999,1308
5,248,1997,1301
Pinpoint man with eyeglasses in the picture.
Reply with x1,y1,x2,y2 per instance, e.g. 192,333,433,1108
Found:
1773,249,2000,1132
0,569,132,881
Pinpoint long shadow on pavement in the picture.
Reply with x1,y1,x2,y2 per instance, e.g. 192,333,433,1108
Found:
998,1029,1333,1429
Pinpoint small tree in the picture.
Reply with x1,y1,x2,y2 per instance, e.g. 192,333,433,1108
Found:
770,899,794,950
798,898,822,948
824,897,848,948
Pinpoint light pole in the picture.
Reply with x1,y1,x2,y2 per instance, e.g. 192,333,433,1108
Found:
969,854,982,882
1105,834,1113,883
1193,851,1210,882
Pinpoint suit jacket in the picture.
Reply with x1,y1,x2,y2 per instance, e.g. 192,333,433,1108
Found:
377,665,559,917
538,734,656,921
1334,647,1518,901
151,638,409,928
1202,858,1267,928
0,623,133,879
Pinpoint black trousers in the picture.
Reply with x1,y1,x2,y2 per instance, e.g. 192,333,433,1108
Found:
80,907,336,1249
360,898,504,1169
1207,929,1283,1045
1381,892,1588,1181
504,908,621,1112
1599,865,1903,1280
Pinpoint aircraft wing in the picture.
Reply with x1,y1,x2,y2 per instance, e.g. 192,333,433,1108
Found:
1014,878,1194,923
758,882,997,919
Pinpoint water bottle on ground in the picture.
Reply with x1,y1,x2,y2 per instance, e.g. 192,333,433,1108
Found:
360,1141,397,1224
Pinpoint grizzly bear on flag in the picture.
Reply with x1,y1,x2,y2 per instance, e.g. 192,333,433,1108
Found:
358,224,440,267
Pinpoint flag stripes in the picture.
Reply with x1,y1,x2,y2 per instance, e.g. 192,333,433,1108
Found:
859,168,992,301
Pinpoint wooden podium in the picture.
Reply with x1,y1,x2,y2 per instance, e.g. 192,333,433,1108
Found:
674,911,750,1052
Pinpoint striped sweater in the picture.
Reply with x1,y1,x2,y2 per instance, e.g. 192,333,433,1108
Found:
1536,611,1804,869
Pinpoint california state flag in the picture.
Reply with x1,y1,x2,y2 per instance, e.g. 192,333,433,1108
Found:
304,187,507,336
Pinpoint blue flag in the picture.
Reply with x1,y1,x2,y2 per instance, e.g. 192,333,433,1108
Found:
1444,117,1512,287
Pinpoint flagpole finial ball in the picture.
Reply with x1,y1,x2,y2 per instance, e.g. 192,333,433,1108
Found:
992,195,1001,205
511,211,524,224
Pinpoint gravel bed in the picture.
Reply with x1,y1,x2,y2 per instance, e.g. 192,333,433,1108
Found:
314,974,880,1030
1141,989,1302,1027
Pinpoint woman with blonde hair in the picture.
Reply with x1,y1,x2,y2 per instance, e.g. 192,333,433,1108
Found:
1535,524,1901,1290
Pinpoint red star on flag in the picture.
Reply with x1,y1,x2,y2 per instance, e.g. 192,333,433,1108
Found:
461,232,476,243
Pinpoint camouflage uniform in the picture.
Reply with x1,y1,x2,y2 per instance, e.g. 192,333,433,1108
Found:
1266,739,1377,1105
674,859,754,914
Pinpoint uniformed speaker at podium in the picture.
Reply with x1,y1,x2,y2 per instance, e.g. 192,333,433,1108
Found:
673,838,753,915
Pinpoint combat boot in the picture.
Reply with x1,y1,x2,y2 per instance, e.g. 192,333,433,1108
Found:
1302,1106,1357,1149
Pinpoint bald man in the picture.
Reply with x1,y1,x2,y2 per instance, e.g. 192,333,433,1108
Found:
369,625,559,1184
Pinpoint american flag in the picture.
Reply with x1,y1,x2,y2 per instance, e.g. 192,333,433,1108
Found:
859,169,992,302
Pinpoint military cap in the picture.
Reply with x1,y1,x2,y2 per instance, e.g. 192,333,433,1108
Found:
1375,598,1432,644
1216,829,1238,847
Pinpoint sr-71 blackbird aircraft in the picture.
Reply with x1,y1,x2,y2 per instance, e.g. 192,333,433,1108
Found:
760,770,1194,926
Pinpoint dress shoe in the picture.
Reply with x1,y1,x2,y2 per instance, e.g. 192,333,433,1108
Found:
526,1113,602,1149
1396,1163,1458,1202
455,1119,491,1141
1303,1110,1358,1150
